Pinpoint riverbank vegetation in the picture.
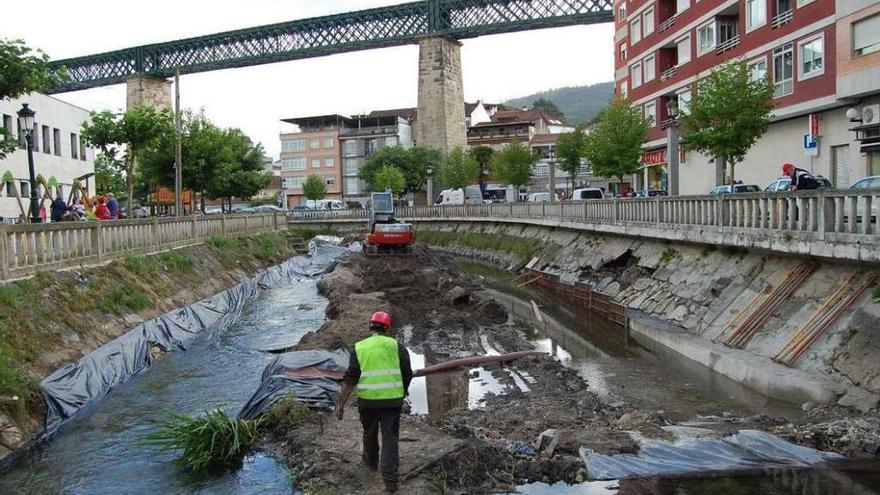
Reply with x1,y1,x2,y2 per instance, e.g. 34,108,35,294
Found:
416,230,542,259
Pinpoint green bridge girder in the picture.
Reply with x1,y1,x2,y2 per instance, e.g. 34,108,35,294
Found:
46,0,613,94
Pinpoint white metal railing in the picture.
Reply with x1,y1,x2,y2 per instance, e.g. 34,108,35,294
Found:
771,10,793,28
0,213,279,280
660,65,679,81
715,35,741,54
659,14,677,32
288,189,880,260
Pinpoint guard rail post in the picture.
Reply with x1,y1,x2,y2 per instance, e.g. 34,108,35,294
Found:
191,215,198,240
0,224,8,280
221,214,227,235
152,217,160,249
94,221,104,262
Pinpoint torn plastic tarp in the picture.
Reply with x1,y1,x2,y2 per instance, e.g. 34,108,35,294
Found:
40,241,349,435
238,349,350,420
581,429,843,480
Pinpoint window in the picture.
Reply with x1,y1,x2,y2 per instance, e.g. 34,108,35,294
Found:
53,128,61,156
799,36,824,78
70,133,78,159
795,0,813,6
677,89,692,115
644,101,657,125
718,20,737,44
620,81,628,98
310,158,321,168
343,158,359,175
385,136,397,147
619,43,627,61
773,43,794,97
325,176,336,186
323,138,334,149
345,177,360,194
29,123,38,152
281,157,306,170
677,36,691,64
42,125,51,154
5,181,13,196
643,8,655,36
644,54,656,82
698,22,716,54
631,18,642,44
308,139,319,150
676,0,690,14
324,157,335,168
342,140,359,156
1,114,11,137
281,139,305,152
746,0,767,31
282,176,305,190
748,57,768,81
631,62,643,88
80,137,87,162
853,14,880,56
20,181,29,197
618,5,626,21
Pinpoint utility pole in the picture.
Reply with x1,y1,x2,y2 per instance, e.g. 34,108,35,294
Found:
174,69,183,216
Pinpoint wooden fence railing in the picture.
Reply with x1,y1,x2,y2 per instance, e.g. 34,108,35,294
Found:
0,213,279,280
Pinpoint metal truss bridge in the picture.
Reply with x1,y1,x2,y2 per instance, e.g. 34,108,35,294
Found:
46,0,613,93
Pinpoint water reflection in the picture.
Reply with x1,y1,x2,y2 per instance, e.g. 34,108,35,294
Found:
407,349,508,416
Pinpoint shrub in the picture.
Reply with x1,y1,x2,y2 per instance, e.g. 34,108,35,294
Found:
659,248,681,264
263,393,316,436
146,409,265,471
97,286,152,315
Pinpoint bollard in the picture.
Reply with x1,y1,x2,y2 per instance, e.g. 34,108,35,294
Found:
0,224,8,280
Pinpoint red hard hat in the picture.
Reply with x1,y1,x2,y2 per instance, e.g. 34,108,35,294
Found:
369,311,392,329
782,163,795,174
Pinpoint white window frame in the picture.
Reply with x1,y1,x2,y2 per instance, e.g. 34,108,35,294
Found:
676,89,692,115
676,34,692,64
631,61,643,88
748,55,769,82
697,20,716,56
644,54,656,82
618,5,626,21
676,0,690,14
325,176,336,186
620,81,628,98
323,138,334,149
644,101,657,126
852,14,880,57
309,139,321,150
619,43,628,61
631,18,642,44
282,139,305,152
795,0,814,7
310,158,321,169
643,7,655,37
773,42,794,98
798,33,825,80
282,157,306,171
746,0,767,32
325,157,335,168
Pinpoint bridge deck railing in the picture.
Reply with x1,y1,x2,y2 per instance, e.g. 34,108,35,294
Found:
0,213,279,280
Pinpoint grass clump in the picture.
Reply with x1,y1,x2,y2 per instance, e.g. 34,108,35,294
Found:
124,251,194,277
0,351,39,420
263,393,316,436
251,233,288,262
659,248,681,264
97,286,152,316
417,230,541,259
208,235,236,249
146,409,265,472
873,285,880,302
298,479,343,495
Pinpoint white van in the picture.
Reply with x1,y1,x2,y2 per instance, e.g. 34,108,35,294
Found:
437,186,483,205
304,199,345,210
484,184,518,203
527,192,556,202
570,188,605,200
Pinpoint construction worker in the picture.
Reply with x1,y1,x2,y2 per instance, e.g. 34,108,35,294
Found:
783,163,820,191
336,311,413,494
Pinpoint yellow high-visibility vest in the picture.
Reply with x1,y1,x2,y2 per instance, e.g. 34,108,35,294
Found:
354,334,404,400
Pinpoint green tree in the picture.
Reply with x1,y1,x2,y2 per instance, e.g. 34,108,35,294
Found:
468,145,494,192
359,145,442,194
0,39,63,159
205,129,271,211
440,146,480,190
303,174,328,201
555,127,587,191
94,154,126,198
583,98,649,189
81,106,173,215
492,140,536,198
678,60,774,185
373,164,406,197
532,97,566,121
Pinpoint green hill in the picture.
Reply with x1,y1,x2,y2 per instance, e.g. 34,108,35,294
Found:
505,82,614,125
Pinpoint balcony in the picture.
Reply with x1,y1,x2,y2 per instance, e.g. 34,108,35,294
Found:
771,10,793,28
715,35,740,54
339,126,398,137
660,65,679,81
659,14,677,32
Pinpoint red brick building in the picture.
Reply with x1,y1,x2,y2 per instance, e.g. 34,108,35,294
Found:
615,0,880,193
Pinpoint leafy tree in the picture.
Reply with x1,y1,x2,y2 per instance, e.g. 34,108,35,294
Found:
94,154,126,198
492,140,536,198
303,174,328,201
0,39,63,159
531,97,566,121
678,60,774,185
359,145,442,194
81,106,173,215
468,145,494,192
373,164,406,197
583,98,649,188
205,128,271,211
440,146,480,190
555,127,587,191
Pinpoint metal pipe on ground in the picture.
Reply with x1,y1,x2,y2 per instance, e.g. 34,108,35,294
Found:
413,351,545,378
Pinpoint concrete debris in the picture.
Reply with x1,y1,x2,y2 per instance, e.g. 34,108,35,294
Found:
535,429,559,459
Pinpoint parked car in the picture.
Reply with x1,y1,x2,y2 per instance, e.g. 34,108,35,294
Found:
436,186,483,205
849,175,880,221
708,184,761,194
526,192,556,202
764,175,833,192
570,187,606,200
252,205,287,213
634,189,668,197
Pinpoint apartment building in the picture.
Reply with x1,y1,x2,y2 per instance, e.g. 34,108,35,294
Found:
530,134,616,194
0,93,94,221
279,115,345,207
339,114,413,205
615,0,879,193
467,109,573,151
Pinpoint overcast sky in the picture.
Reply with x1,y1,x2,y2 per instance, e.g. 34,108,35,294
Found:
1,0,614,159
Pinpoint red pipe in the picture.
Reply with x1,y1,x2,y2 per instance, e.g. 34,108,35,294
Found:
413,351,544,377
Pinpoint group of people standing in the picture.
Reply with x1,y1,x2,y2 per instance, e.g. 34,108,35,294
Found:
37,193,120,223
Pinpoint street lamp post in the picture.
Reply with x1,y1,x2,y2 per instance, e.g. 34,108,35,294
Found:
547,147,556,203
17,104,40,223
665,99,680,196
426,166,433,206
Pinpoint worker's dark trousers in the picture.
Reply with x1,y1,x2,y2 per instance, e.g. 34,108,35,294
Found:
359,406,401,486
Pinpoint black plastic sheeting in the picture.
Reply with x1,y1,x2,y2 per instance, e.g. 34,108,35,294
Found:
238,349,350,420
581,429,844,480
40,238,351,435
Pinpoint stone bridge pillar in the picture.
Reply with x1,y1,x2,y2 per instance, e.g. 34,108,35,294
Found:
126,74,172,110
415,36,467,154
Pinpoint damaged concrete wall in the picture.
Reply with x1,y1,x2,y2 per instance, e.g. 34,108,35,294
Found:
415,222,880,412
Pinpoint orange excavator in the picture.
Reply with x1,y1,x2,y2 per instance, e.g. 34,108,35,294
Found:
364,192,415,255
